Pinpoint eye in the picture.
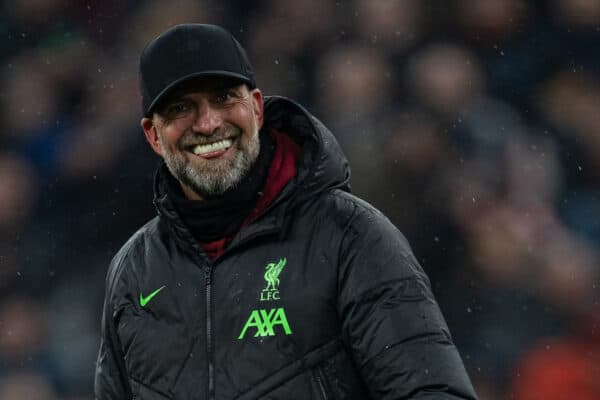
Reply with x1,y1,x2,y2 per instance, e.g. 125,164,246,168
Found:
167,102,190,114
161,101,193,118
213,90,236,104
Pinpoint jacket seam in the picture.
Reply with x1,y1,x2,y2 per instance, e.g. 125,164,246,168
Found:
234,338,342,399
361,330,454,369
129,376,173,399
350,276,429,306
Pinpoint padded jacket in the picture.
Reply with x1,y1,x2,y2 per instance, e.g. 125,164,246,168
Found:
94,96,478,400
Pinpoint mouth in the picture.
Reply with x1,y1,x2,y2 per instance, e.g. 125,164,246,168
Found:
187,138,235,159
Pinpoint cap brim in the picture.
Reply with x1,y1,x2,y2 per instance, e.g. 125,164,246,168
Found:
145,71,255,116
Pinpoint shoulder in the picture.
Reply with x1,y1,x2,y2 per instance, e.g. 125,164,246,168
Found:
104,217,161,302
315,189,424,280
318,189,411,248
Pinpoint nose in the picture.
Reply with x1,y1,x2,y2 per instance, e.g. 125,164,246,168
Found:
191,100,222,135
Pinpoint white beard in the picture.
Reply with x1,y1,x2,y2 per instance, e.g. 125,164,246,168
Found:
159,130,260,198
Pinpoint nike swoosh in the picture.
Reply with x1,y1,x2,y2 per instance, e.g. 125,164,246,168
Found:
140,285,166,307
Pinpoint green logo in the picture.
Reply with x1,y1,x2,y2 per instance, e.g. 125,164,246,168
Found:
139,285,166,307
238,307,292,339
260,258,286,302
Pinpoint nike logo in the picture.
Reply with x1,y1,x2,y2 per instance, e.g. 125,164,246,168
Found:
139,285,166,307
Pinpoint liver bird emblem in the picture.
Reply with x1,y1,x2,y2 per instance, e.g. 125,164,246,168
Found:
263,258,286,291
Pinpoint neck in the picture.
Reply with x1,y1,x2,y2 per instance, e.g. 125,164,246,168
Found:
161,131,276,243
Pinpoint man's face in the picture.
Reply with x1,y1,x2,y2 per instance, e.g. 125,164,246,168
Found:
142,79,264,199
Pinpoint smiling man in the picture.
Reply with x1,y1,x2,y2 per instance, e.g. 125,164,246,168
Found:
94,24,478,400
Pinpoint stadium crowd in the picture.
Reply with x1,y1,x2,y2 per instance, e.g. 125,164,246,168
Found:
1,0,599,398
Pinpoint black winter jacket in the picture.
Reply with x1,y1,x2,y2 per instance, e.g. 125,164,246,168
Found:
95,96,478,400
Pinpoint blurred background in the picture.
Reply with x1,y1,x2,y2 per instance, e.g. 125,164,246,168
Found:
0,0,599,399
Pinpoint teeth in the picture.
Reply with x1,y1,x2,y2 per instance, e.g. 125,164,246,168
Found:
192,139,232,155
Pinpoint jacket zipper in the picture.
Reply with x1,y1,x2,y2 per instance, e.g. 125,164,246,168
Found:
205,265,215,400
183,230,214,400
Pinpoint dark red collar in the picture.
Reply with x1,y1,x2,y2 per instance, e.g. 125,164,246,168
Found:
201,129,300,260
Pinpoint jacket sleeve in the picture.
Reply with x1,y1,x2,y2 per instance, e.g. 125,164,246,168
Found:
337,202,478,399
94,258,132,400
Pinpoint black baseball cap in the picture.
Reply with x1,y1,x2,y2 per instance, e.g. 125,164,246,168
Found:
139,24,256,117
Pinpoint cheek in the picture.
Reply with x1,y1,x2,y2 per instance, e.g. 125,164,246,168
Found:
232,102,257,127
160,127,186,148
242,112,260,137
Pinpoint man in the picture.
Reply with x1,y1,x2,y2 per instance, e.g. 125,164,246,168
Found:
95,24,478,399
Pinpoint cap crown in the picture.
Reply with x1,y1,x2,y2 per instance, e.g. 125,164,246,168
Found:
139,24,255,116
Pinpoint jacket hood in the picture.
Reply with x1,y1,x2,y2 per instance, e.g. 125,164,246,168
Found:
262,95,350,202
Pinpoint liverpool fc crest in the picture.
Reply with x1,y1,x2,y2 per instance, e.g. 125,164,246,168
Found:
260,258,286,301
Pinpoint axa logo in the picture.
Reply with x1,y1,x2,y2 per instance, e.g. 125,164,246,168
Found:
260,258,286,302
238,308,292,339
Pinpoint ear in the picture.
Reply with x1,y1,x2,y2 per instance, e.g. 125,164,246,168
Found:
250,88,264,129
141,117,164,157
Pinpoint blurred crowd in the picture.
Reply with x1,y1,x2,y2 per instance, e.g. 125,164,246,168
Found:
1,0,599,399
